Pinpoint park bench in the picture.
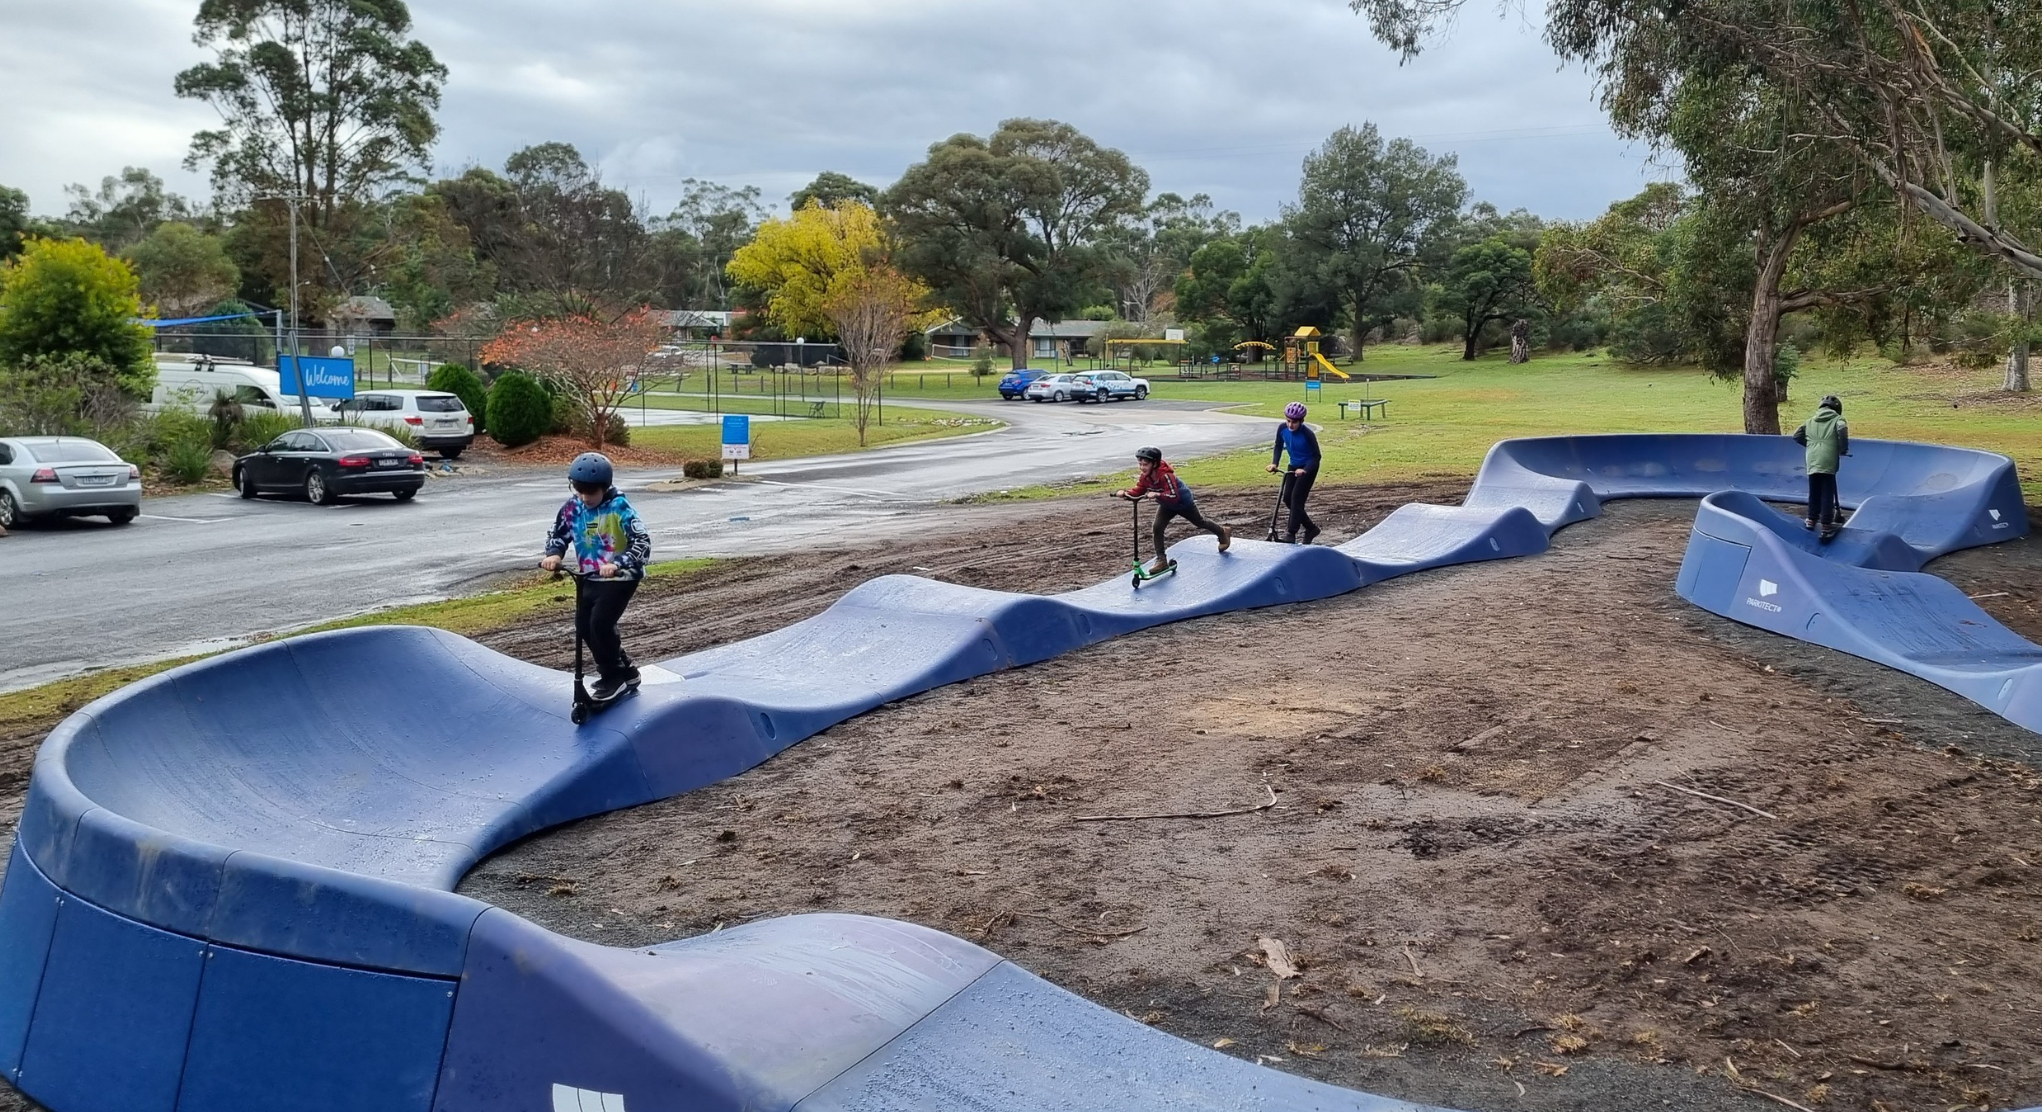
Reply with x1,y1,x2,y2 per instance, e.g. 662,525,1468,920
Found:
806,400,828,417
1338,398,1390,421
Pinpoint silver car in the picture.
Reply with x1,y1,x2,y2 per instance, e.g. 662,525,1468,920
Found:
0,436,143,528
1024,373,1081,402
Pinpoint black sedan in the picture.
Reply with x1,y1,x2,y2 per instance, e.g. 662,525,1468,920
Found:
234,427,426,504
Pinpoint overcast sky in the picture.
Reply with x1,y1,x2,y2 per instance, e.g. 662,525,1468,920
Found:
1,0,1668,225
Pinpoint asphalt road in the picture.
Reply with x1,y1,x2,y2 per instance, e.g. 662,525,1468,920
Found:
1,398,1271,692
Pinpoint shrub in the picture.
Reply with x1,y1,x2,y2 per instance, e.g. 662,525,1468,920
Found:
207,390,244,450
426,362,487,432
487,371,551,447
682,459,724,479
161,428,214,485
969,345,994,379
548,391,581,436
601,411,629,448
0,238,154,396
234,410,303,453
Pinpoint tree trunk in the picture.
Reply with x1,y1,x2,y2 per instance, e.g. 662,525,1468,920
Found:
1742,229,1802,435
1461,316,1479,361
982,321,1025,370
2006,281,2031,393
1509,319,1531,364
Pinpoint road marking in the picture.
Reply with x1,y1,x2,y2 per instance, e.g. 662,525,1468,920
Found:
139,513,224,524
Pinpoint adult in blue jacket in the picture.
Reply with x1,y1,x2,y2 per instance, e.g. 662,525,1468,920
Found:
1266,402,1321,544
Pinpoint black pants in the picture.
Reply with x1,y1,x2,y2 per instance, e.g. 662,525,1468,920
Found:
1283,467,1319,541
1808,472,1840,529
1154,497,1225,557
576,578,639,682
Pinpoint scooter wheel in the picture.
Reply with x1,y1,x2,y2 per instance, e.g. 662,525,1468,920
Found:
571,705,589,725
1132,572,1143,588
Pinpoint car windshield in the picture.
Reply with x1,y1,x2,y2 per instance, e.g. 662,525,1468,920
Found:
21,440,119,463
324,429,406,451
414,395,464,412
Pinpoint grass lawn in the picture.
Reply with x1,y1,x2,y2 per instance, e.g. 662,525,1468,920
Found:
630,405,998,461
0,558,719,734
970,344,2042,500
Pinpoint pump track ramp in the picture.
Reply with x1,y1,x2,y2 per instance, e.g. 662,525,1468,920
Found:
0,433,2035,1112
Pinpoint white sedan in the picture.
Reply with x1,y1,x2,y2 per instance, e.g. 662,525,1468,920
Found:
1023,374,1082,402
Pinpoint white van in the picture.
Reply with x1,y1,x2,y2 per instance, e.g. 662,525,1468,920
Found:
148,354,321,416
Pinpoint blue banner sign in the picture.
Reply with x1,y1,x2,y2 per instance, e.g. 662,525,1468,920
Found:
1305,379,1322,393
280,356,356,400
721,414,751,461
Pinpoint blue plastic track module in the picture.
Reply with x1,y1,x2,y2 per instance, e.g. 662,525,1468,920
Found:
0,434,2032,1112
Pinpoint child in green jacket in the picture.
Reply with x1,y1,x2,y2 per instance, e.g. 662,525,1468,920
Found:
1792,394,1849,541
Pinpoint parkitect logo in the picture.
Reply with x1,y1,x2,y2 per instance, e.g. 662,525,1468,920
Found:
1746,579,1782,613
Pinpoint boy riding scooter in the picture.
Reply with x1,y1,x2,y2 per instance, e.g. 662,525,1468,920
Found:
539,453,652,705
1112,446,1230,576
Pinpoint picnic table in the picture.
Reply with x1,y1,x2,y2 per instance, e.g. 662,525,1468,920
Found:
1337,398,1390,421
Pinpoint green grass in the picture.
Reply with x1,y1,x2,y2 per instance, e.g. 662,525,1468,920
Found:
0,558,720,736
970,344,2042,501
630,406,999,461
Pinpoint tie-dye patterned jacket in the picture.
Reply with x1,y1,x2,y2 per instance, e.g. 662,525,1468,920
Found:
543,488,652,579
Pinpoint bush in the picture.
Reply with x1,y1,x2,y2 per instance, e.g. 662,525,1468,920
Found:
970,345,994,380
232,410,301,454
0,238,155,397
161,427,214,485
548,391,582,436
207,390,244,450
487,371,551,447
682,459,724,479
601,411,629,448
897,330,926,361
425,362,487,433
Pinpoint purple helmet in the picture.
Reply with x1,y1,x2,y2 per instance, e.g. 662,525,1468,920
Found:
1284,402,1307,420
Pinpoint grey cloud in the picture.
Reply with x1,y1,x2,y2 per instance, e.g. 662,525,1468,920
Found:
3,0,1658,223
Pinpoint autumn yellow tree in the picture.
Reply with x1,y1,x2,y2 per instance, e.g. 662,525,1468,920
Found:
725,200,887,339
824,266,924,447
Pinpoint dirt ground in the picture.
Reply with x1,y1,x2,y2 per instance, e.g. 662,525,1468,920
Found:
4,483,2041,1112
465,487,2042,1112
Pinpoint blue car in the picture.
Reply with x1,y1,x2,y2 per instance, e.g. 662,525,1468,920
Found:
997,368,1052,399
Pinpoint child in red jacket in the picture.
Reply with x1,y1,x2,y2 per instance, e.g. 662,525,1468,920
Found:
1112,446,1231,574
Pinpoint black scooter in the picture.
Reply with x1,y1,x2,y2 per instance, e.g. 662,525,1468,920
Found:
553,567,640,724
1265,471,1294,542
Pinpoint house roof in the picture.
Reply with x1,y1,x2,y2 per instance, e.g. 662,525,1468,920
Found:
332,295,396,322
657,309,735,329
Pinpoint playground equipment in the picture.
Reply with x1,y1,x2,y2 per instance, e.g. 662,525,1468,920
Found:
0,434,2032,1112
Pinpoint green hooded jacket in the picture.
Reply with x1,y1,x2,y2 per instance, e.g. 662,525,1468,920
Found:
1795,403,1848,475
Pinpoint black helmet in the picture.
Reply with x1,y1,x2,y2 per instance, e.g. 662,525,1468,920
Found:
568,452,613,488
1134,446,1162,464
1820,394,1842,413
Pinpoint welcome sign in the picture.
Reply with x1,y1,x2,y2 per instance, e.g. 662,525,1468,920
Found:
279,355,356,400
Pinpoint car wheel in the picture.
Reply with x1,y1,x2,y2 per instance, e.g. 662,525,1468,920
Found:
237,468,258,499
1097,390,1111,403
1134,386,1148,400
305,469,336,505
108,508,137,525
1053,391,1066,402
394,488,417,502
0,489,20,528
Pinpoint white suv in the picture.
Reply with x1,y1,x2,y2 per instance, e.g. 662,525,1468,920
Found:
329,390,476,457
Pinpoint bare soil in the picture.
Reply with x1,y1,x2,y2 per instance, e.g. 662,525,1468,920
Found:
5,484,2041,1112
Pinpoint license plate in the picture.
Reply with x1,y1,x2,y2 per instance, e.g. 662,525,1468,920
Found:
76,475,115,486
376,458,403,468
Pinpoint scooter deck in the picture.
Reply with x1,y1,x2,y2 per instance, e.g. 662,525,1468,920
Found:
570,677,642,724
1131,559,1178,587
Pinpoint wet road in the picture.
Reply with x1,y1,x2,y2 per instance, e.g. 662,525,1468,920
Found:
2,398,1269,692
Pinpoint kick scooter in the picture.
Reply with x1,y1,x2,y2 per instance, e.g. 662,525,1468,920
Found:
1265,471,1294,542
1126,494,1177,588
553,567,640,723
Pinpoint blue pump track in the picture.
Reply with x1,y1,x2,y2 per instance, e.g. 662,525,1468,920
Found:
2,433,2035,1112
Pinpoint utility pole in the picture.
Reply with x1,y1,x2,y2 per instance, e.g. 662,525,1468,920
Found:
285,195,315,425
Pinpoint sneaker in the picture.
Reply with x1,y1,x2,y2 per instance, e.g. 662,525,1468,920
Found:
1217,525,1232,552
1802,518,1815,530
589,677,621,701
1302,524,1321,545
1146,557,1173,576
1819,527,1840,543
621,665,642,689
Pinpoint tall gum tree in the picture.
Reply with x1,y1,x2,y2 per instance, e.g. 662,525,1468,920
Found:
886,119,1147,370
1282,124,1466,361
175,0,445,299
